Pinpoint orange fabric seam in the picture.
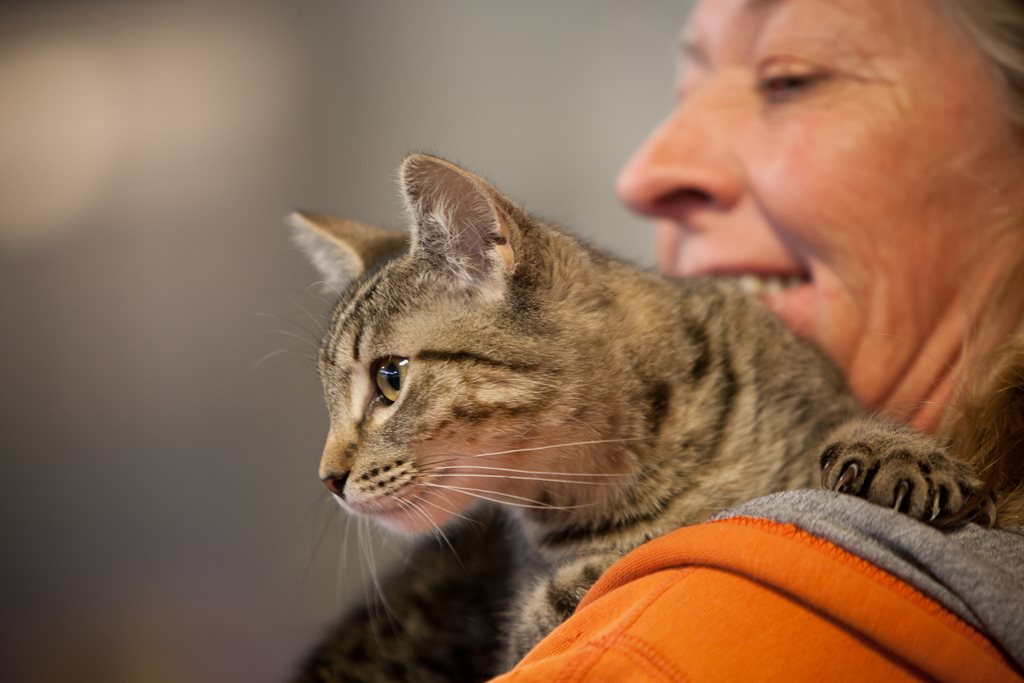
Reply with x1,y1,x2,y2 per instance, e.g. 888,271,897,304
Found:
715,516,1001,656
605,632,691,683
552,569,690,683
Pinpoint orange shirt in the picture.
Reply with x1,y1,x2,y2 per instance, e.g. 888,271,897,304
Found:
492,517,1021,682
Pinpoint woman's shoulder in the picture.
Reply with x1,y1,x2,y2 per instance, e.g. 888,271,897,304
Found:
492,490,1024,682
717,490,1024,669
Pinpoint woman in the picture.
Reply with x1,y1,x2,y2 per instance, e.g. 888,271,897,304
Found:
493,1,1024,680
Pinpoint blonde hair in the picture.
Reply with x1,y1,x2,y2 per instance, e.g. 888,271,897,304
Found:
939,0,1024,126
934,0,1024,525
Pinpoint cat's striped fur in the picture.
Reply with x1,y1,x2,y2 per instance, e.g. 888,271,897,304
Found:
290,154,979,682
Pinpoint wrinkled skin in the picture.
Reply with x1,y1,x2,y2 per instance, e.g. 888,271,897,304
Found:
617,0,1024,432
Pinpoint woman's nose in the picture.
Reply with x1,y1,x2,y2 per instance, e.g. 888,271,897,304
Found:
616,104,742,221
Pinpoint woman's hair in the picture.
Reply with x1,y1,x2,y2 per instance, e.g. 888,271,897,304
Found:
939,0,1024,126
935,0,1024,526
944,335,1024,527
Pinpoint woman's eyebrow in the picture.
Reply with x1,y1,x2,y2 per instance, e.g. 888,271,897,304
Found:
677,0,783,67
743,0,784,11
677,35,708,68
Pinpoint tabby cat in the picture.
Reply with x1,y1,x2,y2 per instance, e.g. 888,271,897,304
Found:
289,154,979,682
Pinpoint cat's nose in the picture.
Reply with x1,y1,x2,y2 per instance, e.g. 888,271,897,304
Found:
323,470,349,498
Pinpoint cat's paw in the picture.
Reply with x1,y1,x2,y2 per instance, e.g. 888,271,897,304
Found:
819,418,981,522
506,554,616,669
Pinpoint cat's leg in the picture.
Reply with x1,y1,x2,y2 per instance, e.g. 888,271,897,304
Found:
819,416,983,522
504,551,619,670
292,505,520,683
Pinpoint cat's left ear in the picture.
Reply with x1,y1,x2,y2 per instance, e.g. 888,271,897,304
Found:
400,154,517,292
288,211,407,293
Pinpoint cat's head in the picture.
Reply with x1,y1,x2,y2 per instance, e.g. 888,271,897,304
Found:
293,155,620,533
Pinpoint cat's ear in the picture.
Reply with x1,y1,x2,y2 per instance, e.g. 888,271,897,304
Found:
288,211,407,293
400,154,516,291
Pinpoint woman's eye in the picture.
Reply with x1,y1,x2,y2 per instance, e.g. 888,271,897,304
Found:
757,74,818,102
755,57,828,104
373,356,409,405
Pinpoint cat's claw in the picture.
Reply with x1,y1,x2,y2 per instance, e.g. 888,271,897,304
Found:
819,420,982,523
892,480,910,513
830,460,859,493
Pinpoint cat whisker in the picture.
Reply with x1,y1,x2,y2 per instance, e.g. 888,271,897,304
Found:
304,279,342,299
428,471,624,487
353,517,374,627
360,522,399,650
393,496,436,537
429,464,631,479
358,517,403,645
413,489,483,526
424,482,555,506
336,509,354,605
252,347,295,369
289,297,328,337
421,482,596,511
263,328,321,352
253,311,323,346
568,415,609,439
289,493,340,613
468,435,649,459
397,496,465,569
394,496,431,527
424,436,649,470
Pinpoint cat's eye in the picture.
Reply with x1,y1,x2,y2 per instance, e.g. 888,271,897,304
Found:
373,356,409,405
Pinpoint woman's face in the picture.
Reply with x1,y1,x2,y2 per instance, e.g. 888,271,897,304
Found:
617,0,1024,426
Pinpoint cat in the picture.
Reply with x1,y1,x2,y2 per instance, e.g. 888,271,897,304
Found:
288,153,980,682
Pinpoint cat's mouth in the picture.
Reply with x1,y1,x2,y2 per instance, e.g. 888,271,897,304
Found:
340,485,460,533
341,496,426,532
330,484,402,515
342,496,406,518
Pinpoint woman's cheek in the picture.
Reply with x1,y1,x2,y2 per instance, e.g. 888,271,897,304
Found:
751,115,885,272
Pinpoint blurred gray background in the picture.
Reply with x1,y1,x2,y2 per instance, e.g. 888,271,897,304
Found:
0,1,693,681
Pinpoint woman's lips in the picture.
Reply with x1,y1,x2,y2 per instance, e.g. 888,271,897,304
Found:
696,272,819,342
757,279,817,341
655,228,819,341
